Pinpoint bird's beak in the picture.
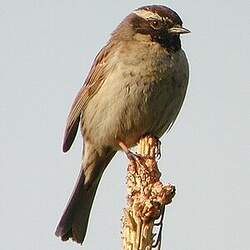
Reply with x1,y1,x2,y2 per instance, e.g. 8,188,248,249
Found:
168,25,191,35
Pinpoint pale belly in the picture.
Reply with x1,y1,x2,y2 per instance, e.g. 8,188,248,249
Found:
82,47,189,149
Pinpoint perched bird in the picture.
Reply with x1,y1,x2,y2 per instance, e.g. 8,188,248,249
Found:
55,5,190,244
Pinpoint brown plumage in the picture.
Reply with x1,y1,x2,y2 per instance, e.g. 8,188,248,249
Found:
55,5,190,245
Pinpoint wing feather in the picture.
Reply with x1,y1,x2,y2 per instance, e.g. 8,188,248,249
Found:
62,42,114,152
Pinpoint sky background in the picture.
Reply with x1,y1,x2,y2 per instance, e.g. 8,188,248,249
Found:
0,1,249,250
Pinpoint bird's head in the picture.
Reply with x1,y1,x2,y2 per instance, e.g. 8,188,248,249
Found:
113,5,190,52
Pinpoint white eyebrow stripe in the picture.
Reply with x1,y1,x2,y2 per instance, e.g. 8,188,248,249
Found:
133,9,173,23
133,9,162,20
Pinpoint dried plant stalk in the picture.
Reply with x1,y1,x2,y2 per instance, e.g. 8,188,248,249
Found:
122,136,175,250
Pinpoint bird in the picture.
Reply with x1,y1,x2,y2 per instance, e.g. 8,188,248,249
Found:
55,4,190,245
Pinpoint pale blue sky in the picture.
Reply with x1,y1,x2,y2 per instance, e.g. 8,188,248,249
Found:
0,1,249,250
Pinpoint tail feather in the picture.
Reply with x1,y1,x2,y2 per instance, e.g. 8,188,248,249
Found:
55,147,116,244
55,168,98,243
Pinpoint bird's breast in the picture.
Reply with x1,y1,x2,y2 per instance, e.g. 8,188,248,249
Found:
82,43,189,149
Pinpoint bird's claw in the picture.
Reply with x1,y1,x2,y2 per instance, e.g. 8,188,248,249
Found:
155,139,161,160
126,150,144,165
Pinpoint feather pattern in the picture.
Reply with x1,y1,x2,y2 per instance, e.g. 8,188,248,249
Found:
63,42,115,152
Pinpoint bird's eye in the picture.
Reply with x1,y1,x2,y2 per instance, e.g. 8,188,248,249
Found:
149,20,162,30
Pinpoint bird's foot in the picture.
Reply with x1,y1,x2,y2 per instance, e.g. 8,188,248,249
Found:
118,141,144,165
155,137,161,160
126,150,144,164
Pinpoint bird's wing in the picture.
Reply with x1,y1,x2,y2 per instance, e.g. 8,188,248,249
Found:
62,42,115,152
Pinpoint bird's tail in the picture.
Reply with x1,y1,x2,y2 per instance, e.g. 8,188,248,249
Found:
55,146,116,244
